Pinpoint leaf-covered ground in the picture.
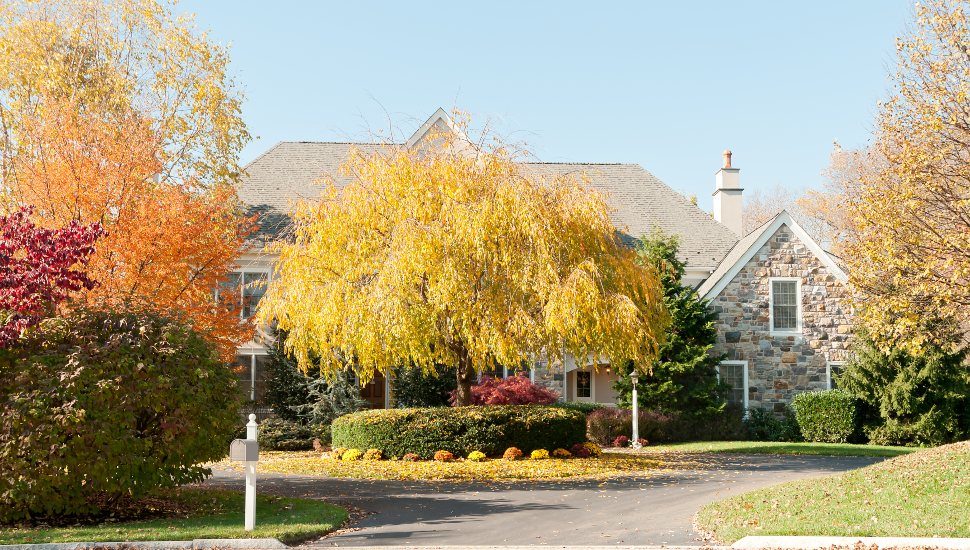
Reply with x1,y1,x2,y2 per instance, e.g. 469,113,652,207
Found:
696,441,970,543
646,440,915,457
0,487,347,545
213,450,680,481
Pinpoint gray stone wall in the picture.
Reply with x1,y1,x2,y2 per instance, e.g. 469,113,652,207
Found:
709,225,854,413
533,357,566,401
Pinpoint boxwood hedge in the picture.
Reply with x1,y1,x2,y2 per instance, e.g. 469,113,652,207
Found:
331,405,586,458
791,389,857,443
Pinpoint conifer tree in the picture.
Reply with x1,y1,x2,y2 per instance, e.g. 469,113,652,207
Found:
837,332,970,446
613,231,727,417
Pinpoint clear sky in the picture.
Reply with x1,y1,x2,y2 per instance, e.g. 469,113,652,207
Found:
180,1,912,211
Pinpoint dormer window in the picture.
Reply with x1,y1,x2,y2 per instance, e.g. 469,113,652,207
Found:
769,277,801,335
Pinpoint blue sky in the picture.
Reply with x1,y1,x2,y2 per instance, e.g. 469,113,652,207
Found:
182,1,912,210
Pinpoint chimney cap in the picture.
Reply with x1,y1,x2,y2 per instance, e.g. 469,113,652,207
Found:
722,149,733,169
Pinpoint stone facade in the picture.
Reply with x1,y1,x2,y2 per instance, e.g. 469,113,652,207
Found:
709,225,854,413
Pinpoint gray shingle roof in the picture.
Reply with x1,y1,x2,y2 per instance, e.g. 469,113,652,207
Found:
238,142,739,272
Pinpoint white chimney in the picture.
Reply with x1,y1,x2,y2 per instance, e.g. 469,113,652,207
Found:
713,149,743,236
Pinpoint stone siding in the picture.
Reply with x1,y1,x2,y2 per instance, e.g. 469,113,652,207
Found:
709,225,853,413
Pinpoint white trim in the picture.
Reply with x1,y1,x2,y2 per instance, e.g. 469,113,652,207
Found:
717,360,749,410
404,108,468,149
826,360,846,390
768,277,802,336
701,211,849,301
236,349,269,402
573,369,595,403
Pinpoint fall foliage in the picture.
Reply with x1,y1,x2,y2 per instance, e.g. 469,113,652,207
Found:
5,97,251,358
840,0,970,349
0,0,248,190
0,208,102,347
259,122,669,405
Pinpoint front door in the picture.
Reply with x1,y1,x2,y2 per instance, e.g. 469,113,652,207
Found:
573,370,594,403
360,371,386,409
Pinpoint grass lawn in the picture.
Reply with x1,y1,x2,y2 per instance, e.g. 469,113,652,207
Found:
696,440,970,543
0,487,348,545
214,450,673,481
647,440,916,457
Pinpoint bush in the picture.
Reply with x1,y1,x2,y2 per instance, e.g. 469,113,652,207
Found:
258,418,322,451
551,401,605,415
392,364,457,407
363,448,383,460
433,450,455,462
330,447,348,460
331,405,586,458
530,449,550,460
342,448,363,461
586,405,748,446
0,309,240,522
583,442,602,458
402,453,420,462
743,407,802,443
503,447,523,460
467,450,486,462
571,443,590,458
552,448,572,458
451,374,559,405
612,435,629,448
791,390,857,443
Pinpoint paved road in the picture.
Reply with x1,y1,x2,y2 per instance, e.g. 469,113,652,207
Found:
204,454,882,547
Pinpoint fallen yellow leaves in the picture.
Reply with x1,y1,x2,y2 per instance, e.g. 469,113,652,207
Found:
213,450,672,481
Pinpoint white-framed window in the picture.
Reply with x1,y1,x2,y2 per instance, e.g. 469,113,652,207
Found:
575,370,593,400
717,360,749,409
218,269,270,319
478,363,535,382
235,351,269,402
769,277,802,335
826,361,846,390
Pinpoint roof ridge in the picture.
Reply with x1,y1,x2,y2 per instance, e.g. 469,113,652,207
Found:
521,161,630,166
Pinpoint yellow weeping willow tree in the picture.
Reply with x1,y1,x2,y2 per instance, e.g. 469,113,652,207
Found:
259,123,669,405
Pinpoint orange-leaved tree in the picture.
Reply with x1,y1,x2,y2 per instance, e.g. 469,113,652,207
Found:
6,97,251,358
259,120,669,405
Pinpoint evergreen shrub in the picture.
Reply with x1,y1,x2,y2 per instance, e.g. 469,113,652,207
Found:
791,390,857,443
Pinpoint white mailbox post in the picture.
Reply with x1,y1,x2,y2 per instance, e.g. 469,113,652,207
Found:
230,414,259,530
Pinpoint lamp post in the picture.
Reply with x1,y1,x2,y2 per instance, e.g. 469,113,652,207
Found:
630,370,641,450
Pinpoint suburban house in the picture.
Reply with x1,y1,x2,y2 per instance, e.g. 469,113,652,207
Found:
232,108,854,411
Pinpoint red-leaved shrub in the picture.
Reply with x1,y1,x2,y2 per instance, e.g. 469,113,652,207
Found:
450,374,559,406
612,435,629,448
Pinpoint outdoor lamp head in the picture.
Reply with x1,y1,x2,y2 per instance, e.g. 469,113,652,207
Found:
630,370,639,384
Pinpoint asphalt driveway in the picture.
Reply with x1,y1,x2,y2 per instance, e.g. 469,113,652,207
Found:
204,453,882,547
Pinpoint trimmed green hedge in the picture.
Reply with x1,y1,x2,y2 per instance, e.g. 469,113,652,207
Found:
331,405,586,458
791,390,857,443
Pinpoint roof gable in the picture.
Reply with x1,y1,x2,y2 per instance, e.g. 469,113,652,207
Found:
404,108,468,150
697,210,848,300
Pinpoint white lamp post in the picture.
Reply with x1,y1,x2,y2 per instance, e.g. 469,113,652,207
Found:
630,370,641,450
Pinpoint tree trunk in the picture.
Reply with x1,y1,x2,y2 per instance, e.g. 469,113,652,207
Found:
452,342,476,406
